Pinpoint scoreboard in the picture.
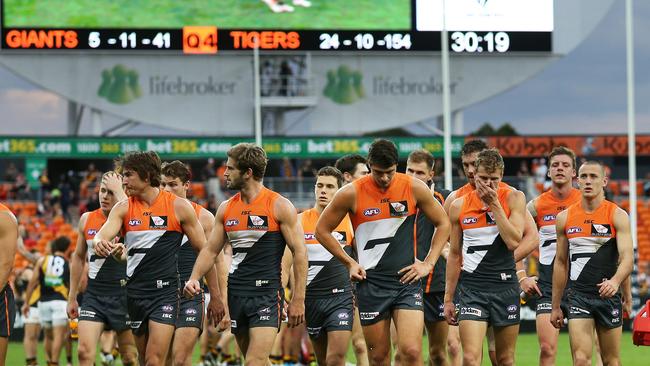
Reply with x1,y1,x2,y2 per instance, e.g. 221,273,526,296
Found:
0,0,553,53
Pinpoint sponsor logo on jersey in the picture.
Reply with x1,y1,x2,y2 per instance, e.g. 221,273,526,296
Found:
128,219,142,226
333,231,347,244
567,226,582,234
304,233,316,241
363,208,381,217
248,215,269,230
86,229,98,236
225,219,239,227
185,308,197,315
332,288,344,294
149,216,168,229
591,224,612,237
507,304,518,313
486,212,496,225
543,214,556,222
389,201,409,217
460,307,482,317
156,280,170,288
255,279,270,287
463,217,478,224
161,305,174,313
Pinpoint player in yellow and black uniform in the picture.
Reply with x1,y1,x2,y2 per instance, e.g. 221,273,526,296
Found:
23,237,71,366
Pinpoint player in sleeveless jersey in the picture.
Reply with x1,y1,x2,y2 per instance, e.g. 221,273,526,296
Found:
334,153,370,366
23,236,71,366
551,160,633,365
316,139,450,366
185,143,308,366
444,149,526,366
0,202,18,366
161,160,228,366
94,151,225,366
66,172,138,366
403,149,452,366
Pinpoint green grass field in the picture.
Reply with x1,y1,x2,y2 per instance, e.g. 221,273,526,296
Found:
3,0,410,30
6,332,650,365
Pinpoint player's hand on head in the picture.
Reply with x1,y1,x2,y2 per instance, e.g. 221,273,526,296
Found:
207,296,226,327
443,301,458,326
102,171,123,192
348,262,366,282
398,260,432,284
67,299,79,319
597,278,619,298
287,298,305,328
183,279,202,298
550,307,564,329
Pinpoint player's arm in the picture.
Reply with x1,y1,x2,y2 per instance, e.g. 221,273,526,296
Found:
0,211,18,287
443,190,458,214
93,201,128,257
281,211,306,288
22,257,44,316
67,213,90,318
187,202,228,295
276,196,307,328
399,178,451,284
315,185,365,280
17,235,38,264
443,198,463,325
598,207,633,298
514,201,540,261
550,210,569,328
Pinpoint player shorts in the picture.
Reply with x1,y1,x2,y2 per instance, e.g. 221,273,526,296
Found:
0,285,15,337
305,293,354,339
79,292,129,332
24,305,40,325
176,293,204,330
38,299,68,327
424,291,446,323
457,284,520,327
567,293,622,329
535,282,569,316
228,290,283,336
356,280,423,326
127,292,177,336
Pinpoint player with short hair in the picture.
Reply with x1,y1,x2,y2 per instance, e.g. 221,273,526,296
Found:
23,236,72,366
316,139,450,366
335,154,369,185
444,149,527,366
185,143,308,366
404,149,451,366
94,151,225,366
551,160,633,366
67,172,138,366
0,202,18,366
160,160,228,366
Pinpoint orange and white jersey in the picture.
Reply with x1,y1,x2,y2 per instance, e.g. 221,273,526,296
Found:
84,209,126,295
122,190,182,296
177,201,204,283
301,208,354,297
458,187,516,289
564,200,619,296
350,173,417,287
223,187,286,295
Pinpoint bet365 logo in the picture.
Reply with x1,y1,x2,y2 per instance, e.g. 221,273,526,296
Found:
98,64,142,104
323,65,365,105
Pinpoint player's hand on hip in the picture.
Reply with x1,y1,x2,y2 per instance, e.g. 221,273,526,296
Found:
399,260,432,284
207,296,226,327
183,279,202,298
94,239,114,257
550,307,564,329
597,278,619,298
443,301,458,326
67,299,79,319
287,299,305,328
347,262,366,282
520,276,542,297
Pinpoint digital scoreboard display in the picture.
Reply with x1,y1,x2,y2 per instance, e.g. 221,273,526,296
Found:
0,0,553,53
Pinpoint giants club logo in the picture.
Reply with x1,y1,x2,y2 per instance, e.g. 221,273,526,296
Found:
248,215,268,230
389,201,409,217
149,216,168,229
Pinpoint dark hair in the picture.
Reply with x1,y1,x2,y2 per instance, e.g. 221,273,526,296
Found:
548,146,577,170
335,154,367,175
407,149,435,170
227,143,268,180
316,166,344,188
461,139,489,156
51,236,71,253
161,160,192,183
115,151,162,187
367,139,398,168
475,148,504,174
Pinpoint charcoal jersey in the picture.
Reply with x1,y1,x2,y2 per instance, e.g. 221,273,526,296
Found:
178,201,204,284
39,254,69,301
564,200,619,296
122,190,183,297
416,187,450,294
350,173,417,287
84,209,127,296
458,187,516,290
301,208,354,298
533,189,581,289
223,187,286,295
